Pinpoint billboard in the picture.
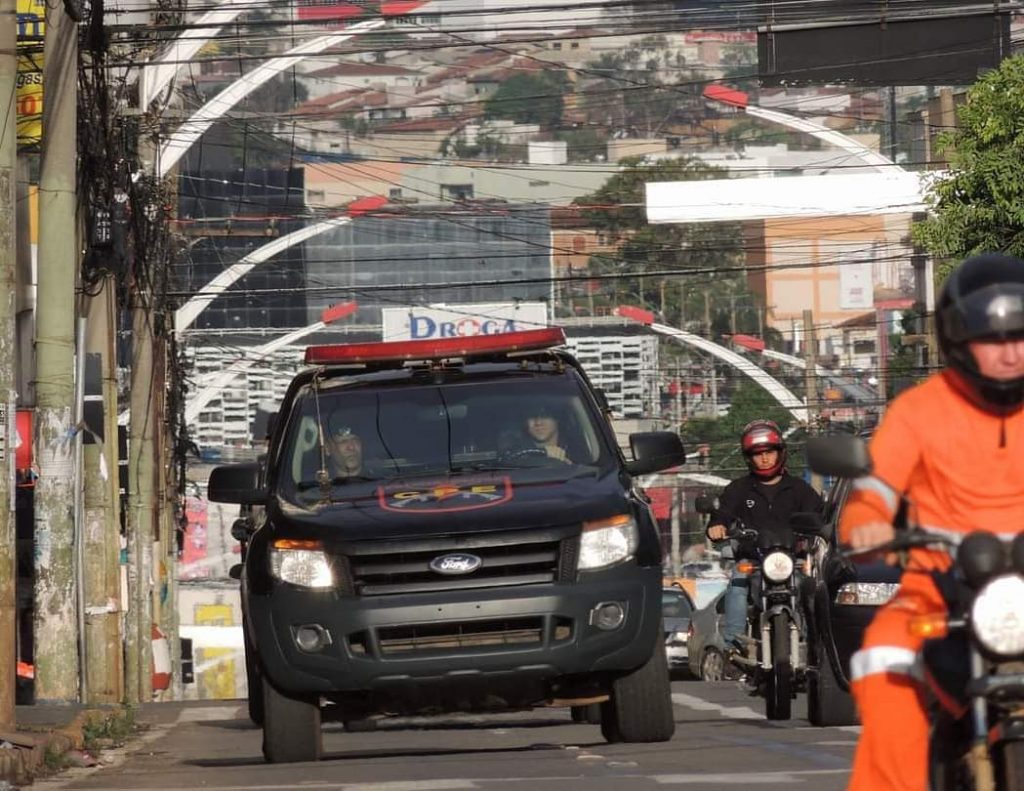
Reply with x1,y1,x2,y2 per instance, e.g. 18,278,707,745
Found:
16,0,44,148
646,171,927,224
757,7,1012,86
381,302,549,341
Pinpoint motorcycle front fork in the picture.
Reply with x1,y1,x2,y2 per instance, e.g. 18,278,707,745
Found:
755,612,803,670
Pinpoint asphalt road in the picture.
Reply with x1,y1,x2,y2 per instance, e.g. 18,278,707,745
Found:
34,677,857,791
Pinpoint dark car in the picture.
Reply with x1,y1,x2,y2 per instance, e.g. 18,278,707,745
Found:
807,467,901,727
208,328,687,763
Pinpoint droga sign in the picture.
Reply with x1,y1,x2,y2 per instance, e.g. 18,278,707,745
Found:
382,302,548,341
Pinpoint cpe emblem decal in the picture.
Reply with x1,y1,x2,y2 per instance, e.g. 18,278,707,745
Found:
379,477,512,513
429,553,483,575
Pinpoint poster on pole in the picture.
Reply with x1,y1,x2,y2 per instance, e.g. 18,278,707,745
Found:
839,258,874,310
17,0,45,148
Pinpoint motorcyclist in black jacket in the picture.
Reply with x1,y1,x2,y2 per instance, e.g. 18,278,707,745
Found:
705,420,824,665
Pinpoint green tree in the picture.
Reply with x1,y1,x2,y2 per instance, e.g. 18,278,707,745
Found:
913,55,1024,280
572,157,766,336
484,72,567,127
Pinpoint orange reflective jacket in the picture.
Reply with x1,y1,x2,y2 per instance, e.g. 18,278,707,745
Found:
839,371,1024,559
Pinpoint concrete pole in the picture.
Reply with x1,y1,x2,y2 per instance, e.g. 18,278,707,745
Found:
126,302,155,703
82,276,123,702
0,0,18,727
33,1,79,703
669,487,681,577
803,309,823,491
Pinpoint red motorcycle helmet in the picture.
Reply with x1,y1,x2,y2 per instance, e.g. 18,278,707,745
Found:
740,419,787,479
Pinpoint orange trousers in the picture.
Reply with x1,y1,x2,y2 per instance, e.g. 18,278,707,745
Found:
847,570,944,791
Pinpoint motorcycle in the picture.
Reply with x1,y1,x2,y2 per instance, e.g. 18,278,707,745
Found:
726,517,823,721
807,434,1024,791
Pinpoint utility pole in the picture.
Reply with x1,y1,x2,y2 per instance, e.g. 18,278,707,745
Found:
884,86,898,162
877,306,890,407
678,281,685,330
0,0,18,727
34,0,79,703
803,309,823,491
669,487,681,577
81,275,123,702
126,300,155,703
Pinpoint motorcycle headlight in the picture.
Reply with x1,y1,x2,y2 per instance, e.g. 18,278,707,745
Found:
835,582,900,606
270,539,334,588
762,551,794,582
579,515,638,571
971,575,1024,657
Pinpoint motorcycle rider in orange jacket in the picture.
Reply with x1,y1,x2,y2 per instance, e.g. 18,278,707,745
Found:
840,253,1024,790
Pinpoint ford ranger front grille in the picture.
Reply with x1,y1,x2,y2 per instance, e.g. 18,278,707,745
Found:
342,528,578,596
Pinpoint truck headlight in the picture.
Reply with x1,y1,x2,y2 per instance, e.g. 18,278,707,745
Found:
835,582,900,606
762,551,794,582
270,539,334,588
971,575,1024,656
579,515,638,571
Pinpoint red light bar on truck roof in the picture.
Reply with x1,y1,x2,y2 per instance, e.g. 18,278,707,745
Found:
305,327,566,365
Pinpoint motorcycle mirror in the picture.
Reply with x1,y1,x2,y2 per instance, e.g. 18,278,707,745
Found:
229,564,243,581
790,511,829,538
694,494,717,515
805,434,872,479
231,518,254,543
959,531,1008,589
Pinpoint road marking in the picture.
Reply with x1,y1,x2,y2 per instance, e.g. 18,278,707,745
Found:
341,783,478,791
672,692,861,734
652,769,849,784
671,692,762,720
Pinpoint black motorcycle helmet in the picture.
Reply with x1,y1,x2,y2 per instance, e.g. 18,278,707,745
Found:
936,252,1024,413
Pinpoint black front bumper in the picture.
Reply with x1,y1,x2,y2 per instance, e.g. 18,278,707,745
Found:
249,565,661,697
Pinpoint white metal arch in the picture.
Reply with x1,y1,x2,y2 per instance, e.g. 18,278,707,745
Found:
703,85,898,173
174,216,353,335
184,321,329,423
649,322,809,423
140,0,253,109
157,17,385,178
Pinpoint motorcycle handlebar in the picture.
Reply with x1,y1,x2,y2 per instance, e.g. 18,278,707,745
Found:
839,530,955,559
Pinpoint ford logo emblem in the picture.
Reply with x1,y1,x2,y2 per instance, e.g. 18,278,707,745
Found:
429,553,483,575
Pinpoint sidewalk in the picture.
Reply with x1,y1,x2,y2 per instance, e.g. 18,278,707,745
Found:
0,703,135,787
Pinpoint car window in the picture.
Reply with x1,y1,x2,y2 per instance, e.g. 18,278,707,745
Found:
276,373,616,506
662,591,693,618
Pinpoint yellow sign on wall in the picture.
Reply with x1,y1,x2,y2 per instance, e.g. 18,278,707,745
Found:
17,0,45,148
195,603,238,700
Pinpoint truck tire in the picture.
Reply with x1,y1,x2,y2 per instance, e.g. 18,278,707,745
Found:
600,640,675,743
243,620,264,726
262,680,322,763
807,638,857,727
571,703,602,724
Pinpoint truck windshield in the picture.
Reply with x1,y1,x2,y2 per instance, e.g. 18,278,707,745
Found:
277,374,615,505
